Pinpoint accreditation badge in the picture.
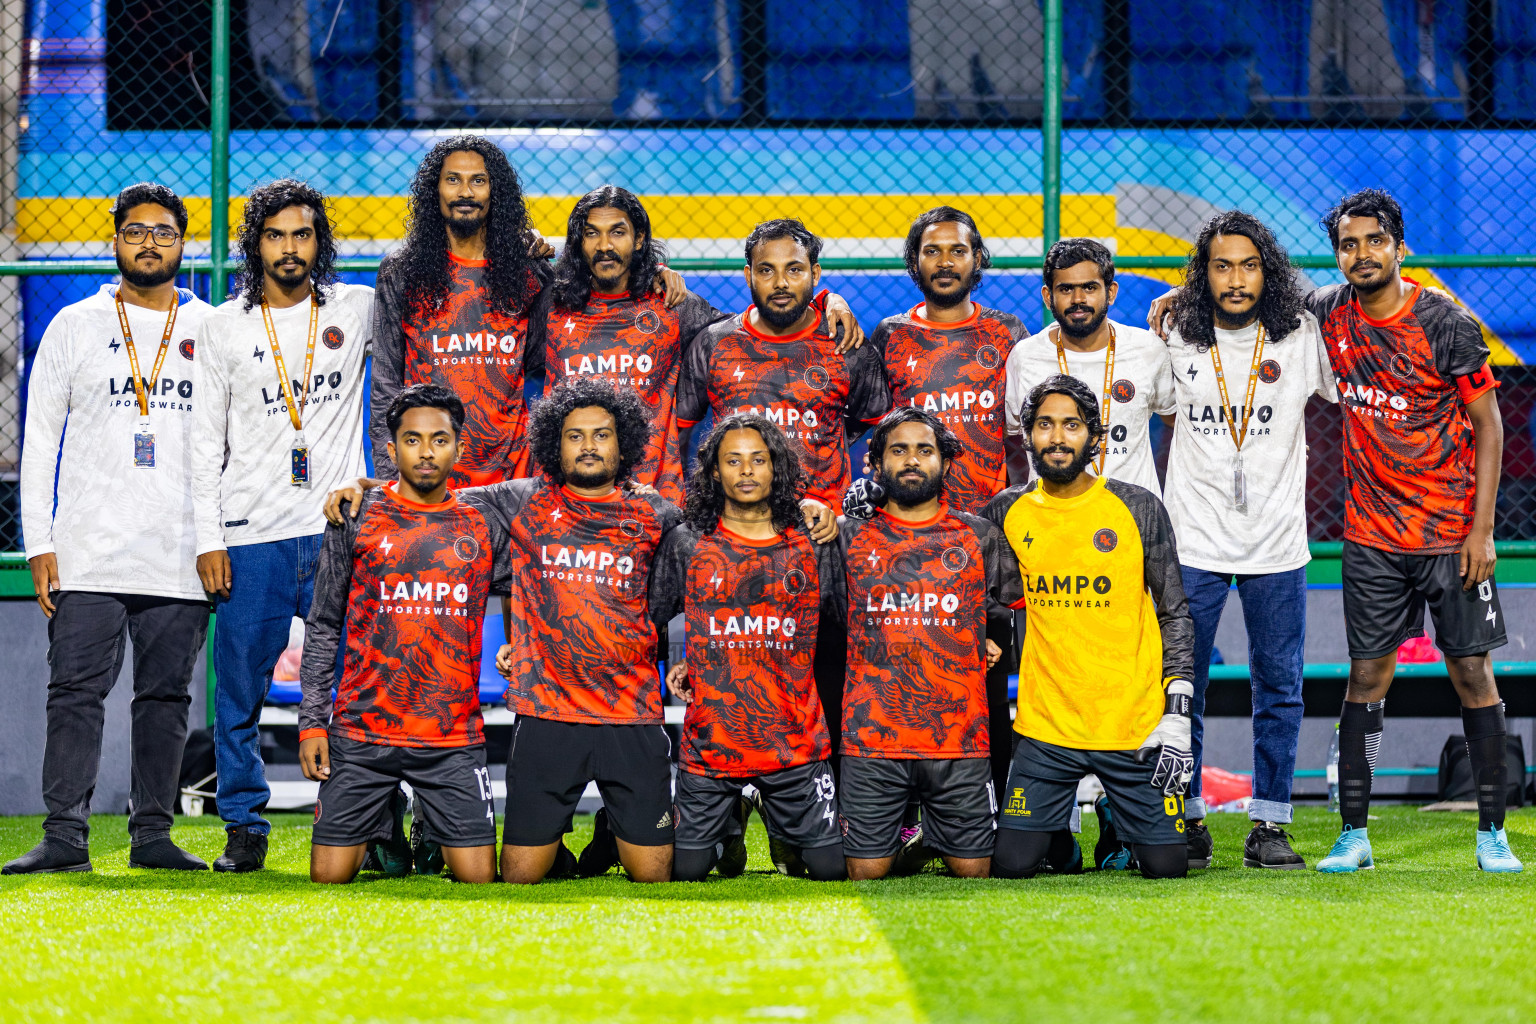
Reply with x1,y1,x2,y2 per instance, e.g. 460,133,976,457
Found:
133,417,155,468
290,432,311,488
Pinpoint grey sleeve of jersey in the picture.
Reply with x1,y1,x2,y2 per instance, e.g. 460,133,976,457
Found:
299,504,363,735
649,524,696,628
981,484,1030,533
1104,479,1194,684
960,513,1024,622
459,477,540,530
368,256,409,479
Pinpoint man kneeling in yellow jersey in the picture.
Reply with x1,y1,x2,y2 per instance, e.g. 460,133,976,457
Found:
984,374,1197,879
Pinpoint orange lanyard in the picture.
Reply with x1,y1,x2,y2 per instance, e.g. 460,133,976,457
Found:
1054,323,1115,475
260,295,319,433
1208,324,1266,453
114,289,178,419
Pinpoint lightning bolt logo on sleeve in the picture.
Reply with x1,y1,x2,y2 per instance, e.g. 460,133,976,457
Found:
377,534,393,555
733,365,746,381
564,317,576,334
907,354,919,372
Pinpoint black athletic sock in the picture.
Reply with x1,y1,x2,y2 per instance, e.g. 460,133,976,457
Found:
671,846,719,882
1462,702,1508,832
800,843,848,881
901,797,922,830
992,829,1052,879
1338,700,1384,830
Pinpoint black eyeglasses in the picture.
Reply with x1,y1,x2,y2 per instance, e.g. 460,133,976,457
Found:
119,224,182,246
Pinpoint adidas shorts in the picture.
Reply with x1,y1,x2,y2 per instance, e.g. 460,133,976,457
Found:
1000,735,1185,846
503,716,675,848
312,734,496,848
674,760,841,851
1342,540,1507,659
839,755,996,859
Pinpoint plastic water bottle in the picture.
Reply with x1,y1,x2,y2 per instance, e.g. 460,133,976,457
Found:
1326,723,1341,813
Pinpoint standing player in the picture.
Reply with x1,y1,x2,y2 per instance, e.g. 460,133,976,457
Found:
987,375,1196,881
836,408,1020,880
193,179,374,874
676,219,891,510
652,414,846,882
332,378,681,883
1005,238,1174,495
7,185,212,875
1162,212,1335,870
299,385,508,884
534,187,864,505
1307,190,1517,873
876,206,1027,513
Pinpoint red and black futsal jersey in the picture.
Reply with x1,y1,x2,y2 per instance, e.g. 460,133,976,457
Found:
651,523,842,778
299,484,511,748
874,304,1028,514
369,250,551,486
529,289,726,506
833,507,1022,759
463,476,681,724
1307,282,1499,555
675,291,892,507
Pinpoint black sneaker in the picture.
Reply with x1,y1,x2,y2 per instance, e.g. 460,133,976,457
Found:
1041,829,1084,875
546,842,579,880
1093,796,1136,871
768,835,808,877
411,818,445,876
213,826,268,873
363,787,412,877
2,836,91,875
716,797,750,878
1186,819,1213,870
891,821,935,876
129,836,208,871
1243,821,1306,870
577,808,620,877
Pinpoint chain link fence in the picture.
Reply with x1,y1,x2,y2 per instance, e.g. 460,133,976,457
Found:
7,0,1536,556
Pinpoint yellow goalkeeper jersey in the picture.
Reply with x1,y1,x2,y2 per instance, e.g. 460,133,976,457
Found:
983,476,1194,751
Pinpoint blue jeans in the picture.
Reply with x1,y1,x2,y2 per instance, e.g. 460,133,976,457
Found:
1181,565,1306,825
213,534,322,834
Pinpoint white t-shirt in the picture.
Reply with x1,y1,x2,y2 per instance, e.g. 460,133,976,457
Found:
1162,312,1337,575
1004,319,1176,495
21,284,212,600
192,283,374,553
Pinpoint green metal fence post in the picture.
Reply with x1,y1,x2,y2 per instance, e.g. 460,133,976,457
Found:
210,0,230,305
1041,0,1063,320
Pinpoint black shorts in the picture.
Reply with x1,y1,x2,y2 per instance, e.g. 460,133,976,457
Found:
1000,735,1185,846
312,734,496,848
1342,540,1508,659
504,716,674,848
839,755,996,859
674,761,841,852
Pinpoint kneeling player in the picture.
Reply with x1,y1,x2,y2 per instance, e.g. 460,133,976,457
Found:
985,375,1196,880
653,414,847,881
836,408,1020,879
299,385,508,884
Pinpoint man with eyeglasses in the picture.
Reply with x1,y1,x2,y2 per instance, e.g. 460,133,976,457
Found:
7,184,214,875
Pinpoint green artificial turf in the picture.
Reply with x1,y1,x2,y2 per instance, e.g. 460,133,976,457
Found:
2,807,1533,1023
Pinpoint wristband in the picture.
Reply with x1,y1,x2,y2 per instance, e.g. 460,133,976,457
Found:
1163,683,1192,718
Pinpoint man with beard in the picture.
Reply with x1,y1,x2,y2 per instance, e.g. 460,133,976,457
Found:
533,186,864,505
299,385,509,885
876,207,1028,515
651,414,846,882
835,408,1020,880
192,179,375,873
329,377,682,884
1156,212,1335,872
370,139,687,487
1004,238,1174,495
7,185,213,875
986,376,1196,882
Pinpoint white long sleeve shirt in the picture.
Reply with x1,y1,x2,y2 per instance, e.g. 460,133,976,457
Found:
21,283,212,600
192,283,374,554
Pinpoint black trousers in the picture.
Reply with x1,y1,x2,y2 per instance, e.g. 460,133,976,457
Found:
42,591,208,845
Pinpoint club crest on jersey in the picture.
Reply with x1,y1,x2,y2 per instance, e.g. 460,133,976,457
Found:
619,518,645,539
976,344,1001,369
453,536,480,563
1259,359,1282,384
178,338,195,360
1390,353,1414,380
941,546,970,573
783,567,808,595
1111,379,1135,403
1093,528,1117,552
634,309,662,334
803,365,830,390
323,326,345,350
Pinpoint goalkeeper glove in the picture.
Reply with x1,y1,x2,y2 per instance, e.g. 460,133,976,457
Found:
1134,679,1194,796
842,477,884,521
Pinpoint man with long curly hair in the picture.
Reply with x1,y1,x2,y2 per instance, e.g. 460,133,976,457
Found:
191,178,375,873
649,414,846,882
532,186,865,506
370,139,687,487
1160,211,1336,872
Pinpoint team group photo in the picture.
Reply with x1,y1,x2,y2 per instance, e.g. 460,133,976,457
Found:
2,1,1533,1022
